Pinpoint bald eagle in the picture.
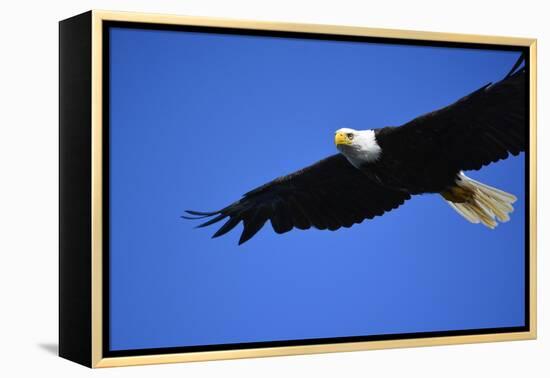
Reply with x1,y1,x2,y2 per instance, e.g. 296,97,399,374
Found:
183,56,526,244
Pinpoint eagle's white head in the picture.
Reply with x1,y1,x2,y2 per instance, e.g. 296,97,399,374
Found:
334,128,382,167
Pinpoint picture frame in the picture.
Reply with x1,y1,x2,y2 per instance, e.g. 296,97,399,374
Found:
59,10,537,368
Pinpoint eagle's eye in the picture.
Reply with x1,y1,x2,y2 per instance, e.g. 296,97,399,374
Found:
347,133,354,140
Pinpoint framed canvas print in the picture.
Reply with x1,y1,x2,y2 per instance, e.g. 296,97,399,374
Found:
59,10,537,368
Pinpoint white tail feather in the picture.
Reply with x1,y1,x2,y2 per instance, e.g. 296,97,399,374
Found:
444,172,517,229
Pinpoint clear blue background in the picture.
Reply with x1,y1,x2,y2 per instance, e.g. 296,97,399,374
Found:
108,27,525,351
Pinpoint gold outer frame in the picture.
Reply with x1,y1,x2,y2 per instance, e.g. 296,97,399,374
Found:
89,10,537,368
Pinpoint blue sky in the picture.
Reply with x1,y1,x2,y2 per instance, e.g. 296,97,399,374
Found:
108,27,525,351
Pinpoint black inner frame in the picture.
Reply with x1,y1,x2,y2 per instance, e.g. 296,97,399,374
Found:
102,20,531,358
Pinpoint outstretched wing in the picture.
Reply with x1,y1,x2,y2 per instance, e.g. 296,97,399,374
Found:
183,154,410,244
377,58,526,172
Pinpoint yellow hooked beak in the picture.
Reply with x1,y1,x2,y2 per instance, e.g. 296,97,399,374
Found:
334,132,352,146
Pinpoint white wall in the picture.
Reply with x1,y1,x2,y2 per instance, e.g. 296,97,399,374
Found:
0,0,546,376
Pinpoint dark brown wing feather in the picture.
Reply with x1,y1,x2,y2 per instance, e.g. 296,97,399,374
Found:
183,154,410,244
377,64,526,172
